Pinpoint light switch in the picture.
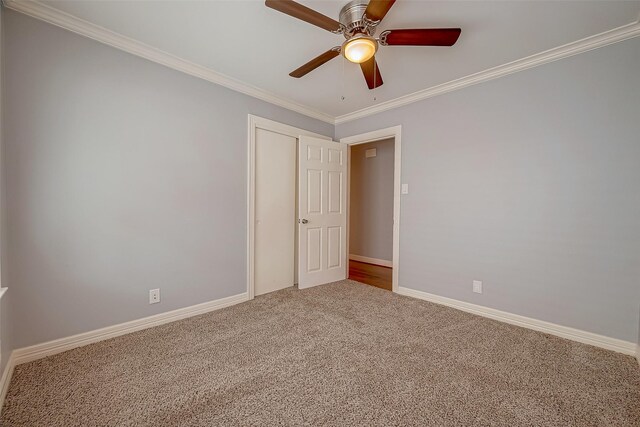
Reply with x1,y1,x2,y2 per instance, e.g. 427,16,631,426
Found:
401,184,409,194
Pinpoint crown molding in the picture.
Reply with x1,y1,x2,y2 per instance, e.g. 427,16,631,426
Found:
4,1,640,127
335,19,640,124
3,0,335,124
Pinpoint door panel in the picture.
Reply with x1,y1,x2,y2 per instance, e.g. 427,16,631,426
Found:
328,171,342,214
298,136,347,289
307,145,322,161
307,227,322,272
327,226,342,268
307,169,322,214
255,129,296,296
328,148,343,165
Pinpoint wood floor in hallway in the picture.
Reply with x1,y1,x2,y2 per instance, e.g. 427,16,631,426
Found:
348,260,392,291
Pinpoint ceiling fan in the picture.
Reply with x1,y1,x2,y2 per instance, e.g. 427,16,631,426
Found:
265,0,461,90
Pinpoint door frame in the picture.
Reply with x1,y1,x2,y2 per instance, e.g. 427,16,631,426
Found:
340,126,402,293
247,115,332,300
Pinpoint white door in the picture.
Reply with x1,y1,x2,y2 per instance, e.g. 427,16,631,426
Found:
255,128,297,296
298,136,348,289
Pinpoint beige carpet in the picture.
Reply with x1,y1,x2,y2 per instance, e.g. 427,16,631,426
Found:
2,280,639,426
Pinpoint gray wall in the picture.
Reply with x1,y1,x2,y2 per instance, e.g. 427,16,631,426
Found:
349,139,394,262
0,6,13,376
3,7,640,352
3,10,332,349
336,37,640,343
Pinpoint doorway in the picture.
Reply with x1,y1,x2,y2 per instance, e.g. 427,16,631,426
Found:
341,126,402,293
347,139,394,291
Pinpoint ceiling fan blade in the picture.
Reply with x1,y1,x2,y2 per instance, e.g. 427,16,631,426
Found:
381,28,461,46
290,48,341,78
360,56,383,90
364,0,396,22
265,0,342,33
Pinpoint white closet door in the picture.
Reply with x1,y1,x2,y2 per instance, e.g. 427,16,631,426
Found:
254,128,296,296
298,136,347,289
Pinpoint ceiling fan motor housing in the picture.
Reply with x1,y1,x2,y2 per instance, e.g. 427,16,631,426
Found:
339,0,376,38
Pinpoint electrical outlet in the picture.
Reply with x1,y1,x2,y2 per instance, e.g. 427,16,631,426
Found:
472,280,483,294
149,288,160,304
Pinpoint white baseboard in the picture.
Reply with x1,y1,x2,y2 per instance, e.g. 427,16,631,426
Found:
0,355,16,416
12,292,248,366
1,292,248,412
349,254,392,268
397,286,637,356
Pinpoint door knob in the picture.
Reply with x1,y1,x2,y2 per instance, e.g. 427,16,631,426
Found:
299,219,309,224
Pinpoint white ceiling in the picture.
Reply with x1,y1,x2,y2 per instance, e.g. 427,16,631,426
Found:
40,0,640,117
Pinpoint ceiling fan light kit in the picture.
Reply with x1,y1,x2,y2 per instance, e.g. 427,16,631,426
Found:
342,35,378,63
265,0,461,90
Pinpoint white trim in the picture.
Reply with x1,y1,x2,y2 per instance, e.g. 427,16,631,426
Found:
0,353,15,415
340,126,401,293
334,20,640,124
0,288,7,300
11,292,248,366
397,286,637,356
0,292,637,413
0,291,247,411
247,115,331,300
349,254,392,268
3,0,334,124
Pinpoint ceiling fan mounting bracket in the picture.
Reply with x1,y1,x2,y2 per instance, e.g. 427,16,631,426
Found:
362,15,381,33
331,24,347,35
378,30,390,46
